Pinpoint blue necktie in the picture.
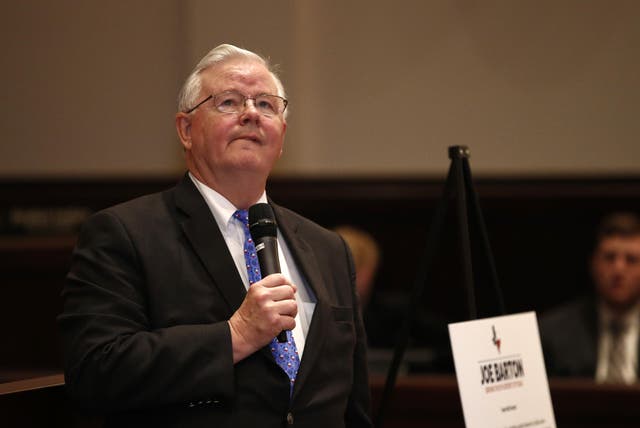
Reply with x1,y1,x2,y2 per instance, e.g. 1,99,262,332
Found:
233,209,300,394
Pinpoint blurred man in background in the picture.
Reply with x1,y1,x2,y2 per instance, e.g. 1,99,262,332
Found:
540,212,640,384
333,225,381,307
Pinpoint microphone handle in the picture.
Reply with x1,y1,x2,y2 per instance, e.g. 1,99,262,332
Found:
255,236,288,343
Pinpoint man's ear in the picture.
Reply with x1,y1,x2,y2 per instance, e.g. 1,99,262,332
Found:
278,120,287,158
175,113,192,150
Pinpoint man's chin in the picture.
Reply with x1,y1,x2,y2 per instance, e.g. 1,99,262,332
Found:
227,155,271,174
603,295,638,313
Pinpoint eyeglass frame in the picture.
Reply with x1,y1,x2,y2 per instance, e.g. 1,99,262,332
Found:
184,90,289,116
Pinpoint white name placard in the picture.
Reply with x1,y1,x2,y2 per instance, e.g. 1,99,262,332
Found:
448,312,556,428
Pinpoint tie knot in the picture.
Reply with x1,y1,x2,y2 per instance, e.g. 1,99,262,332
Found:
609,319,628,336
234,209,249,227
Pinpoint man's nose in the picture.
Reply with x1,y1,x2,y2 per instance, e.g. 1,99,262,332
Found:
612,255,628,272
239,99,260,123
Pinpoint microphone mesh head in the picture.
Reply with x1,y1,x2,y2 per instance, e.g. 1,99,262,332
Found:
248,203,277,239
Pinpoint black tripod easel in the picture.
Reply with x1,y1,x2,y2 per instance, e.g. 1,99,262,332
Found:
374,145,505,428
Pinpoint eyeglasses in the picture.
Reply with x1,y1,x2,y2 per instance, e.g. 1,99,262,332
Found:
184,90,288,117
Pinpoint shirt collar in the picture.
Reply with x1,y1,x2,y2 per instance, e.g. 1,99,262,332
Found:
188,172,268,230
598,300,640,330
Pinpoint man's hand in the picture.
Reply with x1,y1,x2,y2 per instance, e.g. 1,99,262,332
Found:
228,274,298,363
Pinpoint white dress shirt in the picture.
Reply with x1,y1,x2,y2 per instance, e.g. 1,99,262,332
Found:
595,302,640,384
189,173,316,358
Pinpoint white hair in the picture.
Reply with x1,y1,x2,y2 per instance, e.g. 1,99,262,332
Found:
177,44,287,115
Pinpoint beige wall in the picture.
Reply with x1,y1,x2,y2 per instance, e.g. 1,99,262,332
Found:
1,0,186,177
2,0,639,178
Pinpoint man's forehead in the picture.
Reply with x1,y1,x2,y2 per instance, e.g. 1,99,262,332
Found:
598,235,640,252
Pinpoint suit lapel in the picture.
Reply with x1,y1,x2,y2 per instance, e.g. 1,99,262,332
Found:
175,176,279,365
272,203,330,399
174,175,246,314
174,183,335,383
581,298,599,374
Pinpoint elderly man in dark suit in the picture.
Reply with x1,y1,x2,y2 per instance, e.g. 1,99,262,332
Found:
539,212,640,384
58,44,372,427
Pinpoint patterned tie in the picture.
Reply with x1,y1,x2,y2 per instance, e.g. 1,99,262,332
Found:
605,319,628,383
233,209,300,394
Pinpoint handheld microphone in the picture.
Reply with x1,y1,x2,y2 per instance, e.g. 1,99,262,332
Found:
248,203,288,343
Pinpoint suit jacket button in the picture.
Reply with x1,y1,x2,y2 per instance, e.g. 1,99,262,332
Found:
286,411,294,425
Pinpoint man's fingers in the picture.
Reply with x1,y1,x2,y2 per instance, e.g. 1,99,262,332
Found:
258,273,297,293
271,298,298,318
247,283,295,304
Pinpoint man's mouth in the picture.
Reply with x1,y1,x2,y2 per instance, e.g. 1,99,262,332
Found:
235,135,261,143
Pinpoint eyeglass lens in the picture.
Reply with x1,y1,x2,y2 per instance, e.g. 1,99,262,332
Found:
214,91,285,116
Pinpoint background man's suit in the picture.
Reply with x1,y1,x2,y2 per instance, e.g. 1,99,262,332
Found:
539,295,640,380
58,174,371,428
538,297,600,378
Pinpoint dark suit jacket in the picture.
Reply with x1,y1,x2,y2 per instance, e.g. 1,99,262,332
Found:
538,296,600,378
539,295,640,381
58,174,372,428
